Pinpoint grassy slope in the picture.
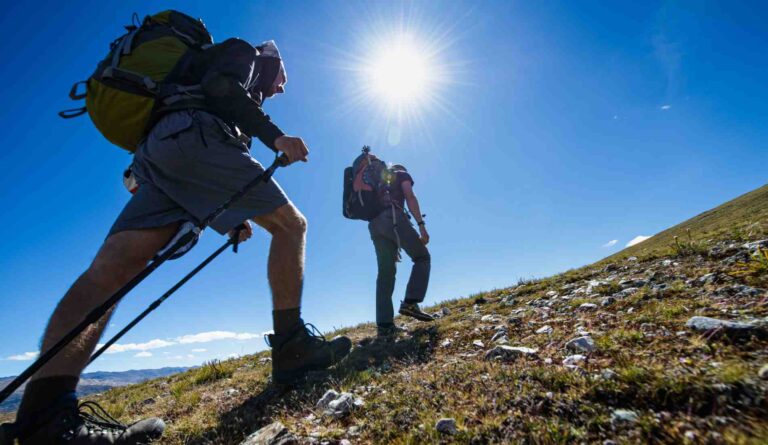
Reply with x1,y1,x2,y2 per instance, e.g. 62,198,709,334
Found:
3,184,767,444
602,184,768,263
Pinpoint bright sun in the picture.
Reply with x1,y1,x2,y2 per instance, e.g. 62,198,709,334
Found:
367,41,430,105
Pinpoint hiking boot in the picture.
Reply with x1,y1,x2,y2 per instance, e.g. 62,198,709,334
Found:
267,322,352,384
376,324,407,339
399,301,434,322
16,392,164,444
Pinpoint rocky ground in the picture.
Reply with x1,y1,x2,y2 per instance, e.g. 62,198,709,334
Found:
35,237,765,444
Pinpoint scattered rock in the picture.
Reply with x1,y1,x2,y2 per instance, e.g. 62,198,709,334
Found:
226,388,240,397
347,425,361,436
613,288,639,299
565,336,596,353
685,316,767,338
694,273,719,287
316,390,339,409
545,290,558,298
535,325,553,335
440,339,452,348
578,303,598,311
619,279,647,289
491,331,509,344
484,345,539,362
480,314,500,323
743,239,768,251
759,364,768,380
586,280,609,294
323,393,364,418
435,418,457,435
601,369,617,380
472,340,485,348
433,307,451,318
611,409,639,424
562,354,585,366
240,421,298,445
601,296,616,307
508,316,523,326
627,256,638,262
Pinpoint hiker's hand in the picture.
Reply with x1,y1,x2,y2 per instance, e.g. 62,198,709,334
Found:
419,226,430,245
274,135,309,164
228,221,253,243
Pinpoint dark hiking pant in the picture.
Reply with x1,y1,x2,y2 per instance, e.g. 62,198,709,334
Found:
368,209,431,327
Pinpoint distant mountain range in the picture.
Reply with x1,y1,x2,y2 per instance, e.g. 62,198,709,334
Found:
0,367,189,413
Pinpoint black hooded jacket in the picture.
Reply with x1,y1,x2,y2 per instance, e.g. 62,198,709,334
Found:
167,38,285,151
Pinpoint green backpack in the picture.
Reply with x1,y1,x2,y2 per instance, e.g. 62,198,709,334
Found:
60,11,213,152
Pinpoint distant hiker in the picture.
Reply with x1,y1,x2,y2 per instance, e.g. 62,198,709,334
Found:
11,11,351,445
343,147,433,339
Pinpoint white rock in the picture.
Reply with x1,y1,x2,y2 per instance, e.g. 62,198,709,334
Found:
611,409,639,424
536,325,553,335
484,345,538,362
239,421,294,445
316,390,339,409
472,340,485,348
562,354,585,366
578,303,598,311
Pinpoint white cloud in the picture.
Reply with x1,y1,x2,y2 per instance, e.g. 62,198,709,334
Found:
97,339,176,354
660,104,671,110
7,351,38,361
191,348,207,353
134,351,153,358
626,235,652,247
602,240,618,248
176,331,260,344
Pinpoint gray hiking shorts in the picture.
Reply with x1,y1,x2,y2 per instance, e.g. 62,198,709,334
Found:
109,110,289,238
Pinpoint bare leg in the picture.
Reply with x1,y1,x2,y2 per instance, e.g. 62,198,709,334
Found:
34,224,179,380
251,203,307,310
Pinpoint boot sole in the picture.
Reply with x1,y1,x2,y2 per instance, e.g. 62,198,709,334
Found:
399,308,434,322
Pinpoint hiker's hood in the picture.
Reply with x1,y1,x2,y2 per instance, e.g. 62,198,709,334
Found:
254,40,287,100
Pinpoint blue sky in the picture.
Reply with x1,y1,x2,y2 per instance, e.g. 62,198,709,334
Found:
0,0,766,375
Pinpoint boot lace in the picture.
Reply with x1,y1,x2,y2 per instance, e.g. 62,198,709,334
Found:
263,323,327,348
73,401,127,436
303,323,327,343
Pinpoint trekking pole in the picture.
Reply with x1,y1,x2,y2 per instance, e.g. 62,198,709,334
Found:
0,154,289,404
89,236,237,364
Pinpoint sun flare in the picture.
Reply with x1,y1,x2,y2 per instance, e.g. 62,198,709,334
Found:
366,40,430,106
334,7,465,147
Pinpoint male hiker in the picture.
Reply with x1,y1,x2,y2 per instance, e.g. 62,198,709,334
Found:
346,150,433,338
10,12,351,445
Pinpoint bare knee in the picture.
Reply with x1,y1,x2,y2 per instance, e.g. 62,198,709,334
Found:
254,204,307,238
